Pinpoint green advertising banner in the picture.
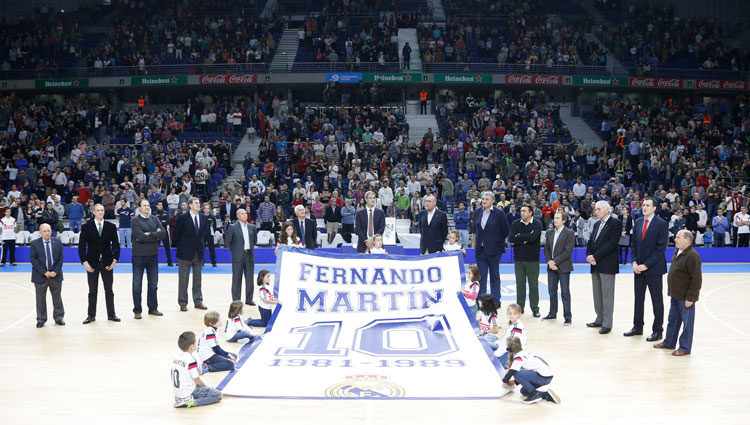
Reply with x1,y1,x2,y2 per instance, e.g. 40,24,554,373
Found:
434,74,492,83
131,75,188,86
570,76,627,87
34,78,90,89
362,73,420,83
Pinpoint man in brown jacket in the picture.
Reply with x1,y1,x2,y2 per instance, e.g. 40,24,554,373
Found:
654,230,702,356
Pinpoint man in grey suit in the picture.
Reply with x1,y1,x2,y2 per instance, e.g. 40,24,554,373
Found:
30,223,65,327
225,208,257,305
542,210,576,325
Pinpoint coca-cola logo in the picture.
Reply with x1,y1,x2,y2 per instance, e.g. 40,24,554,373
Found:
630,78,655,87
533,75,561,85
697,80,721,89
200,74,257,84
723,80,747,90
506,75,532,84
657,78,681,88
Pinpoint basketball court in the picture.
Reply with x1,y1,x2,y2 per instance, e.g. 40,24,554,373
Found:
3,263,749,424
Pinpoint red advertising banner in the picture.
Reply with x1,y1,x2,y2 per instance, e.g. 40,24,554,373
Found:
505,74,562,85
199,74,258,84
628,77,683,89
696,79,748,90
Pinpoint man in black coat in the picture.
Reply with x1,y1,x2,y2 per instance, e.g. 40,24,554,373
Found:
354,191,385,253
173,197,210,311
78,204,121,324
291,204,318,249
586,201,622,334
419,195,449,254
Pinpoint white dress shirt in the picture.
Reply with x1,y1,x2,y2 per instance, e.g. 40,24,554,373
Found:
240,222,250,250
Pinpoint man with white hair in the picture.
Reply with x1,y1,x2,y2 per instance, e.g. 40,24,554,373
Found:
586,200,622,335
291,204,317,249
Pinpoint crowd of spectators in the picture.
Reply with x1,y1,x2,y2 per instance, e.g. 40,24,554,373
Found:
593,0,749,75
294,0,414,71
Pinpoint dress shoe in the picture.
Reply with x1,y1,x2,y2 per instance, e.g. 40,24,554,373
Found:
246,301,256,306
532,311,541,318
134,312,142,319
195,304,208,310
212,264,217,267
653,343,670,349
108,316,121,322
646,332,663,342
541,314,556,321
149,310,164,316
623,328,643,337
83,317,96,324
180,305,188,312
55,320,65,326
599,327,611,334
586,322,602,328
168,263,174,267
36,322,45,328
563,319,572,326
672,349,689,357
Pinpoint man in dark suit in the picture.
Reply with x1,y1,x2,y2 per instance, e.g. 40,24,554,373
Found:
220,197,240,223
586,201,622,334
626,197,668,341
78,204,121,324
324,201,342,244
30,223,65,327
173,197,209,311
419,195,449,254
225,208,257,305
543,210,576,325
354,191,386,253
292,204,318,249
472,192,510,304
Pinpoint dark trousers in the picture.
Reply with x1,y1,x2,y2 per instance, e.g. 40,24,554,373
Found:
87,262,115,317
341,223,354,243
247,306,273,328
547,269,571,320
476,246,502,305
514,370,553,398
35,278,65,323
514,260,540,313
738,233,750,247
2,239,15,264
663,297,695,354
132,255,159,313
205,235,217,265
633,274,664,333
714,232,725,247
178,253,203,306
160,234,173,264
231,251,255,303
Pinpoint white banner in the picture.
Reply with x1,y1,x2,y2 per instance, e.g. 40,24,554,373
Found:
219,248,507,399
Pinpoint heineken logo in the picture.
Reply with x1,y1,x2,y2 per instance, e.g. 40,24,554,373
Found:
435,74,490,83
131,75,186,86
363,73,420,83
581,77,618,85
34,78,89,89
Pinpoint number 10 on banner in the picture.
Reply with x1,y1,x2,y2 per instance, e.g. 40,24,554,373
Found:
275,315,458,357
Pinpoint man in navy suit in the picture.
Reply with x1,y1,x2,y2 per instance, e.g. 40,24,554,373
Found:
173,197,209,311
291,204,318,249
625,197,668,341
354,191,385,253
472,191,510,304
419,195,449,254
30,223,65,327
586,201,622,335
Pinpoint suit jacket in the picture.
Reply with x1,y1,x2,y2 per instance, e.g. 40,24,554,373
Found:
220,203,238,222
225,221,257,263
78,220,120,265
291,217,318,249
30,237,64,284
354,207,386,253
544,227,575,273
324,205,342,223
173,212,209,261
471,207,510,256
586,215,622,274
631,215,668,275
419,208,449,254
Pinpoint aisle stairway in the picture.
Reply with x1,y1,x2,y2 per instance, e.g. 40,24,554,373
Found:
269,29,299,71
397,28,422,71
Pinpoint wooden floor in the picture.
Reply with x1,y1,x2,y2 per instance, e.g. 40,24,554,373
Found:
3,265,749,425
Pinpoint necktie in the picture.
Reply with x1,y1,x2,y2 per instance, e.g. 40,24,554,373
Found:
97,222,102,237
641,218,649,242
368,209,374,237
45,240,53,270
300,220,305,247
595,220,605,241
194,215,199,234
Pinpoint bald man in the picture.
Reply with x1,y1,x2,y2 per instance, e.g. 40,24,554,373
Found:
30,224,65,327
